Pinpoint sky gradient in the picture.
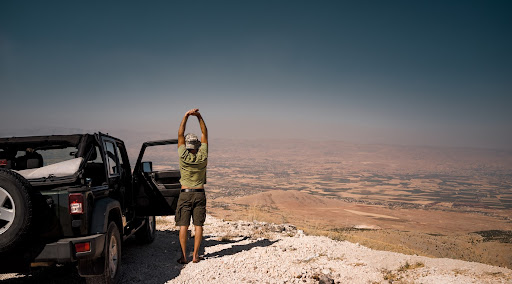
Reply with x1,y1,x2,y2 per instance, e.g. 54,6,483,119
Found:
1,1,511,149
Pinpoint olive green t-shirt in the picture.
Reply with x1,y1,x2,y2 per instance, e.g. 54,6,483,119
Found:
178,143,208,188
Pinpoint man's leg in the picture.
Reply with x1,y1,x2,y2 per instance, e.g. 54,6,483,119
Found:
179,226,189,263
175,193,192,263
193,225,203,263
191,192,206,263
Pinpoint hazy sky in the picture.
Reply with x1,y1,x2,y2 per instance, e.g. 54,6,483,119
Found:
1,1,511,149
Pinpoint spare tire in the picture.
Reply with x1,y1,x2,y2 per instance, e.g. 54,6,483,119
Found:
0,169,34,252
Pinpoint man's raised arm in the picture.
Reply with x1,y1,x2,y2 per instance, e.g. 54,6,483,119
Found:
196,113,208,144
178,108,198,147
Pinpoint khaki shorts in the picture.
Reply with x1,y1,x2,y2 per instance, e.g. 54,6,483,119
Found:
175,192,207,226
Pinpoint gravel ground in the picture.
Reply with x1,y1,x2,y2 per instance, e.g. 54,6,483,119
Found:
1,215,511,283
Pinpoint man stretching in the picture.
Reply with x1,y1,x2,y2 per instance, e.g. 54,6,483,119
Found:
176,108,208,264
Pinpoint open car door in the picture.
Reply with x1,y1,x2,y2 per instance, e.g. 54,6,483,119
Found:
133,139,181,216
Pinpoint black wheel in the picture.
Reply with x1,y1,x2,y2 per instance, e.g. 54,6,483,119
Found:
86,222,121,284
135,216,156,244
0,169,34,253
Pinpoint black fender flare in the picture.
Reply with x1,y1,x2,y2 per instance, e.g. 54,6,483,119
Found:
90,198,122,235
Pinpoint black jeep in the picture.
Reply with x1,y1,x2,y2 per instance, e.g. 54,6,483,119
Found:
0,133,181,283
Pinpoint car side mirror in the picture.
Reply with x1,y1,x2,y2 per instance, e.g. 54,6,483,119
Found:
142,161,153,173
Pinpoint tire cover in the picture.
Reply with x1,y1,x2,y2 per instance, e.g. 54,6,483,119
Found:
0,169,34,252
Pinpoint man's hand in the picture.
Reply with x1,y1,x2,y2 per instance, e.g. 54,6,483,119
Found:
186,109,200,117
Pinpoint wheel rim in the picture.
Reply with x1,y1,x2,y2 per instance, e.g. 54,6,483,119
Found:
0,186,15,235
108,234,118,277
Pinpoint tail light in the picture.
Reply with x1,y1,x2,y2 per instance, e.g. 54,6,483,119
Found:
0,159,7,166
75,242,91,253
69,193,84,215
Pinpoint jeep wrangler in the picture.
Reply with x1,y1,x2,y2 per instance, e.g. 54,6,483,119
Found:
0,133,181,283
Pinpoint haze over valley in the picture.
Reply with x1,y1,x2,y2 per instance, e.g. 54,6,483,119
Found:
129,134,512,268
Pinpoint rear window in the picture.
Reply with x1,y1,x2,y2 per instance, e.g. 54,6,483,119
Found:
15,147,78,167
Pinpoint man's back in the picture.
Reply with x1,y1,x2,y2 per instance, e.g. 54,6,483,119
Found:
178,143,208,189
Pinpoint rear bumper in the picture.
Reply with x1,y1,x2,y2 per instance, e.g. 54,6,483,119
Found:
34,233,105,263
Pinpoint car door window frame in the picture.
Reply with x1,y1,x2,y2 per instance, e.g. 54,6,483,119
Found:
102,137,120,178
